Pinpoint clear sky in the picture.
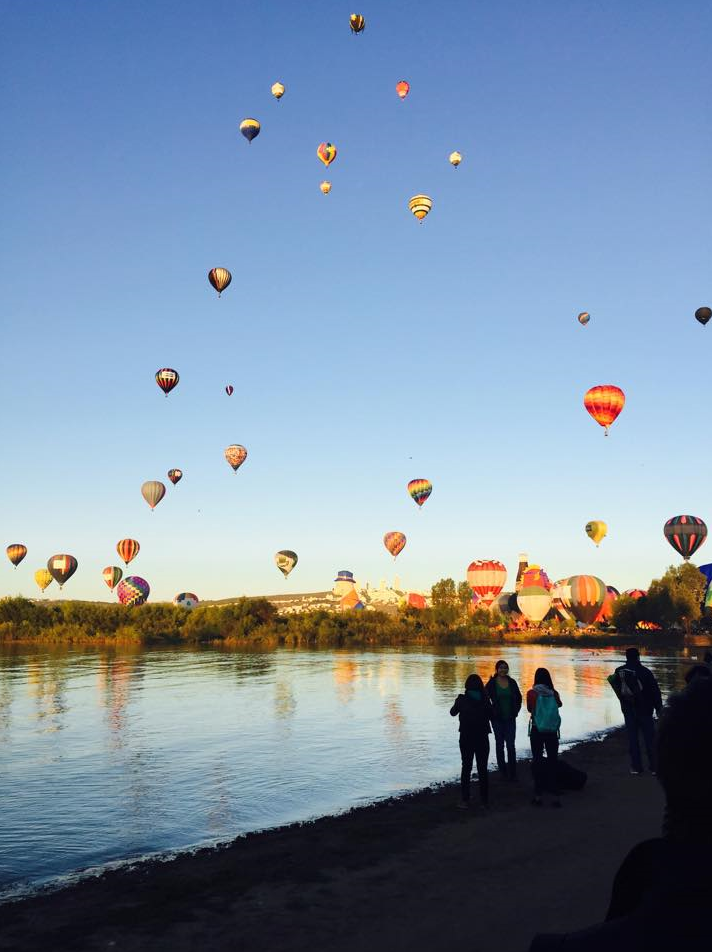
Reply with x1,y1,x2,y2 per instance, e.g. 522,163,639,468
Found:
1,0,711,603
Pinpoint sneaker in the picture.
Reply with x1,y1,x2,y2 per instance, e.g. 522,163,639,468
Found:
630,769,642,775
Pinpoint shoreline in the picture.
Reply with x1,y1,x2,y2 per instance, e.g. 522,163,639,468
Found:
2,728,665,952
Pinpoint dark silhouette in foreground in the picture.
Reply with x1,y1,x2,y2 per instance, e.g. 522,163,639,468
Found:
485,658,522,780
529,677,712,951
450,673,493,808
607,647,662,774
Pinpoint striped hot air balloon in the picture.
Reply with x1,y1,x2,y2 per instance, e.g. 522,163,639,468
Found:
349,13,365,34
407,478,432,508
116,539,140,566
155,368,179,396
103,566,123,591
141,481,166,510
117,576,150,607
584,385,625,434
6,543,27,568
317,142,337,167
567,575,607,626
34,568,53,593
384,532,406,559
225,444,248,472
208,268,232,296
516,586,552,623
225,385,234,396
595,586,619,623
664,515,707,561
239,118,261,143
46,554,78,589
408,194,432,222
466,560,507,607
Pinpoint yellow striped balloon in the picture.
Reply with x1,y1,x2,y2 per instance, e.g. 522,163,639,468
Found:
349,14,365,34
408,195,432,222
208,268,232,296
34,568,53,593
6,543,27,567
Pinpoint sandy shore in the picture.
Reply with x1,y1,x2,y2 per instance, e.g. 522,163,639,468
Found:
2,729,664,952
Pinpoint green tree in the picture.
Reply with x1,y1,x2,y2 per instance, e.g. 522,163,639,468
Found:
431,578,458,608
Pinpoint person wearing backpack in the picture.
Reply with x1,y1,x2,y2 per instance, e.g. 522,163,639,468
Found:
485,659,522,780
608,647,663,775
527,667,563,807
450,673,494,810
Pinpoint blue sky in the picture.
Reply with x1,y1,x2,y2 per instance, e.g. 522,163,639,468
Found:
1,0,711,602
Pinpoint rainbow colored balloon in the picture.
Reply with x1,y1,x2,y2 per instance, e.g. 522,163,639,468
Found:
317,142,337,167
117,576,150,607
407,478,432,508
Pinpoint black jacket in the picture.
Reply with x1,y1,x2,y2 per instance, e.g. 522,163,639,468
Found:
450,692,493,738
485,675,522,720
613,662,663,717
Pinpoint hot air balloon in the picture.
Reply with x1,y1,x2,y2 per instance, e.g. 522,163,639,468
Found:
46,554,78,589
208,268,232,296
595,585,619,623
275,550,298,578
624,589,647,600
271,82,285,101
551,579,574,621
407,592,426,610
167,469,183,485
449,151,462,168
578,311,590,326
34,568,53,593
664,515,707,561
317,142,337,167
116,539,140,565
155,368,179,396
225,385,234,396
239,118,261,143
585,520,607,546
466,560,507,607
6,544,27,568
117,576,150,607
103,566,123,591
584,385,625,434
174,592,199,608
408,195,432,222
141,481,166,510
516,586,552,623
695,306,711,326
225,444,248,472
567,575,607,626
384,531,406,559
320,181,332,194
396,80,410,100
407,478,432,508
521,565,552,590
349,13,365,33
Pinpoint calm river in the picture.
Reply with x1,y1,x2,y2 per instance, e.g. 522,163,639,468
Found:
0,643,692,899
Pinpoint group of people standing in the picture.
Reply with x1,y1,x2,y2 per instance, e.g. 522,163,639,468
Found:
450,659,563,808
450,649,668,809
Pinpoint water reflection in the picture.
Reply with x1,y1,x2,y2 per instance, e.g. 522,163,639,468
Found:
0,643,691,899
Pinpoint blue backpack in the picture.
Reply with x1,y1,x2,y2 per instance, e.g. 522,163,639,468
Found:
533,693,561,733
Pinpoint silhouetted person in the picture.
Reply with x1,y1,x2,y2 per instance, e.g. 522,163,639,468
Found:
485,659,522,780
608,647,662,774
529,678,712,951
527,667,562,807
450,673,493,810
684,663,712,684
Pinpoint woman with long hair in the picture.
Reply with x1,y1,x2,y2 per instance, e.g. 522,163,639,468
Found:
485,659,522,780
450,673,493,809
527,667,563,807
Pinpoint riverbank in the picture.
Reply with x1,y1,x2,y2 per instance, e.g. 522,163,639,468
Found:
2,729,664,952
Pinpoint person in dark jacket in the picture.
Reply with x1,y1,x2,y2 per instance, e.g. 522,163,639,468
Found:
485,659,522,780
528,678,712,952
527,667,563,807
608,647,663,774
450,673,493,809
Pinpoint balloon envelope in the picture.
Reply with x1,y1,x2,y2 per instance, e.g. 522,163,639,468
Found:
225,385,234,396
174,592,199,609
408,194,432,221
275,550,298,578
577,311,590,325
208,268,232,296
155,368,179,396
6,543,27,567
167,469,183,485
585,520,607,546
396,80,410,99
349,13,365,33
567,575,607,625
320,180,332,194
116,539,140,565
384,532,406,558
103,566,123,591
225,444,248,472
46,554,78,588
271,82,285,100
317,142,337,167
516,586,552,622
141,481,166,510
466,560,507,606
407,478,432,507
664,515,707,560
695,306,711,326
584,385,625,433
117,576,150,607
239,118,261,143
34,568,53,592
449,151,462,168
